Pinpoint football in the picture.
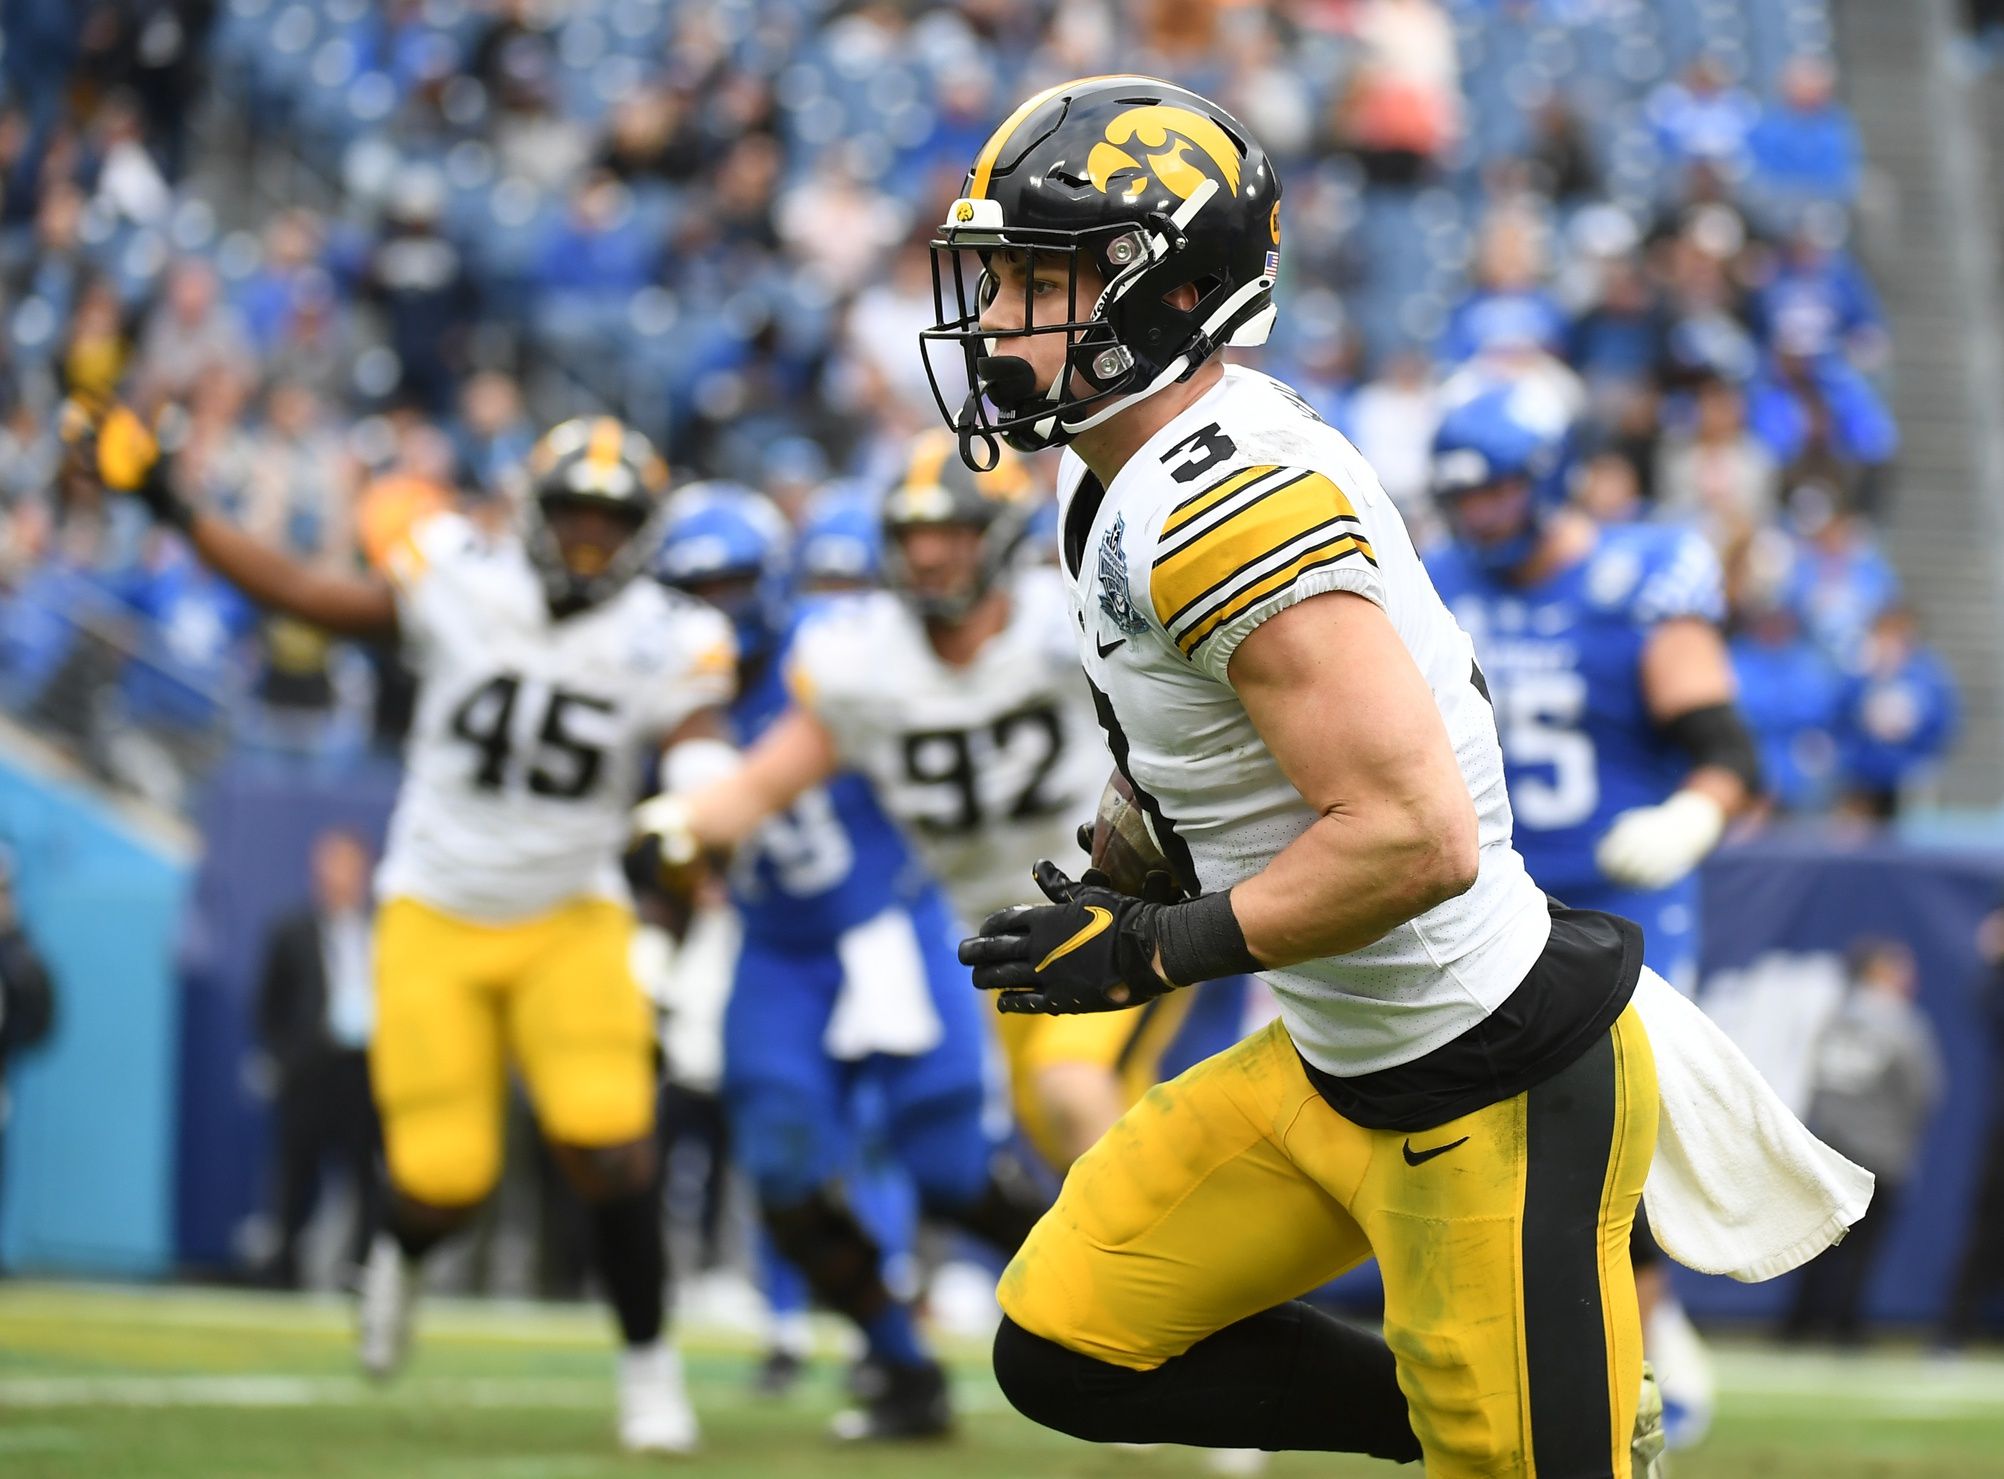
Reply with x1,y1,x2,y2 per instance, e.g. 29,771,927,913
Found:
1087,769,1175,898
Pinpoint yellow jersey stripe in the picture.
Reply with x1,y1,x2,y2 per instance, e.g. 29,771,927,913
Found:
1151,471,1362,626
1158,464,1280,539
1177,534,1376,657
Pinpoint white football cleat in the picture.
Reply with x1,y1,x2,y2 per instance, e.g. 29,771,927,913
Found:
356,1234,418,1381
618,1341,700,1455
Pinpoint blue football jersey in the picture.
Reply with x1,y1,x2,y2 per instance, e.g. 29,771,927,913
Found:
726,599,928,948
1426,523,1725,901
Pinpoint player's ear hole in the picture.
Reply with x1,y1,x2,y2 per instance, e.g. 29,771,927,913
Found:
1160,278,1215,311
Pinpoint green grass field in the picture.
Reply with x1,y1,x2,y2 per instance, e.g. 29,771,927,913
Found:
2,1283,2001,1478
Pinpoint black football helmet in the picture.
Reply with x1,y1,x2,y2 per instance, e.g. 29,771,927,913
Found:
515,416,671,615
921,76,1283,468
881,428,1039,622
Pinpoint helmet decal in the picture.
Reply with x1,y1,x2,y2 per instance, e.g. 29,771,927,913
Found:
1086,106,1241,203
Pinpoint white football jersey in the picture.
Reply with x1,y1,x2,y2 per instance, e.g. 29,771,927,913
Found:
1058,366,1552,1078
376,513,735,921
785,567,1108,926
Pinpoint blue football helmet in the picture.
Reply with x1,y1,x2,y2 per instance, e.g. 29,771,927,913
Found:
654,482,793,661
1430,380,1575,574
794,482,883,589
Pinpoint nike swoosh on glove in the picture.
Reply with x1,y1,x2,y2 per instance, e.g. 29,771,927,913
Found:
957,860,1176,1015
1595,790,1727,891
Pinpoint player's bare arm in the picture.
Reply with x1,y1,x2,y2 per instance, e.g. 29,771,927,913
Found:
1640,616,1754,815
1596,613,1762,889
637,704,839,857
71,400,399,637
1224,590,1481,968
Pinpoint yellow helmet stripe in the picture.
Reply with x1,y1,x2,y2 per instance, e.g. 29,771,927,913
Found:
902,433,955,500
966,74,1150,200
585,416,627,472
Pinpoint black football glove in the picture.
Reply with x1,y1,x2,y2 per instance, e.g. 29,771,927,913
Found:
959,860,1176,1014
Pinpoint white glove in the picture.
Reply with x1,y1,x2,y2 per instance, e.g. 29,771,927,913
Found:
632,793,702,867
1594,790,1727,891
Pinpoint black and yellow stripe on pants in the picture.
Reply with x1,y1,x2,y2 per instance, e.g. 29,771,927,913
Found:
992,990,1200,1173
998,1007,1658,1476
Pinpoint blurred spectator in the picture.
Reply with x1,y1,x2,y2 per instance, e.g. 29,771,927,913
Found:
82,1,216,183
842,239,943,432
1783,939,1942,1346
1940,902,2004,1349
59,278,135,410
1437,208,1568,367
1748,332,1899,515
1345,346,1438,518
174,363,257,518
1728,535,1842,814
358,170,476,416
1647,56,1759,176
85,91,173,227
235,209,328,355
6,181,91,325
1833,605,1960,821
1525,93,1603,208
133,257,254,404
756,437,832,529
0,0,84,225
1567,244,1671,417
266,271,353,405
594,84,705,188
1747,56,1863,209
451,370,533,492
1330,0,1460,187
777,146,907,297
240,378,353,562
1655,373,1781,552
534,172,657,302
1749,213,1888,373
1574,445,1647,526
0,849,56,1237
1784,480,1901,661
254,828,382,1288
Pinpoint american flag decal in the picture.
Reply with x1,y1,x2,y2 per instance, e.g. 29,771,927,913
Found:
1264,250,1280,278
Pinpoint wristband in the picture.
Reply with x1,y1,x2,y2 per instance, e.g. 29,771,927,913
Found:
1154,888,1261,986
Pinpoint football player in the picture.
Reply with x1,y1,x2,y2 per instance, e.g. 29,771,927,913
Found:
1424,379,1759,993
639,433,1242,1178
935,77,1665,1475
71,407,723,1454
652,483,1043,1440
1423,379,1758,1448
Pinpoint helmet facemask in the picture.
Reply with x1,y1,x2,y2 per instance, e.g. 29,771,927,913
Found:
524,491,662,617
923,180,1275,470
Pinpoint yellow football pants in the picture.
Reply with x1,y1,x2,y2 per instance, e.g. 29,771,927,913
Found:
370,895,656,1207
1000,1007,1658,1477
993,988,1204,1171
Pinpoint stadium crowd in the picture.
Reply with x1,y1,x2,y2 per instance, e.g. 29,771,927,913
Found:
0,0,1959,820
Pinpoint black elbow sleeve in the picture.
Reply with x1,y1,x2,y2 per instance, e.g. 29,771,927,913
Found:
1659,702,1762,795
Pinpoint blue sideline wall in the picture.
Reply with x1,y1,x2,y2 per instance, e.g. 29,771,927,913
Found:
0,744,191,1275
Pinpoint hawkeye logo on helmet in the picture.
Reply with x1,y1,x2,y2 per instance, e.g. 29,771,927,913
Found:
954,201,975,222
1086,105,1242,205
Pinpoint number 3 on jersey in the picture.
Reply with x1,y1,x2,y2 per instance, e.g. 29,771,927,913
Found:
448,673,616,800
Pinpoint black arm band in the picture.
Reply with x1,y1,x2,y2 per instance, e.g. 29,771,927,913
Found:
1659,702,1761,793
1154,888,1262,987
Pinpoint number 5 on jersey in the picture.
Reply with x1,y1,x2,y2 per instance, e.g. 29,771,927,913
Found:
449,674,617,800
